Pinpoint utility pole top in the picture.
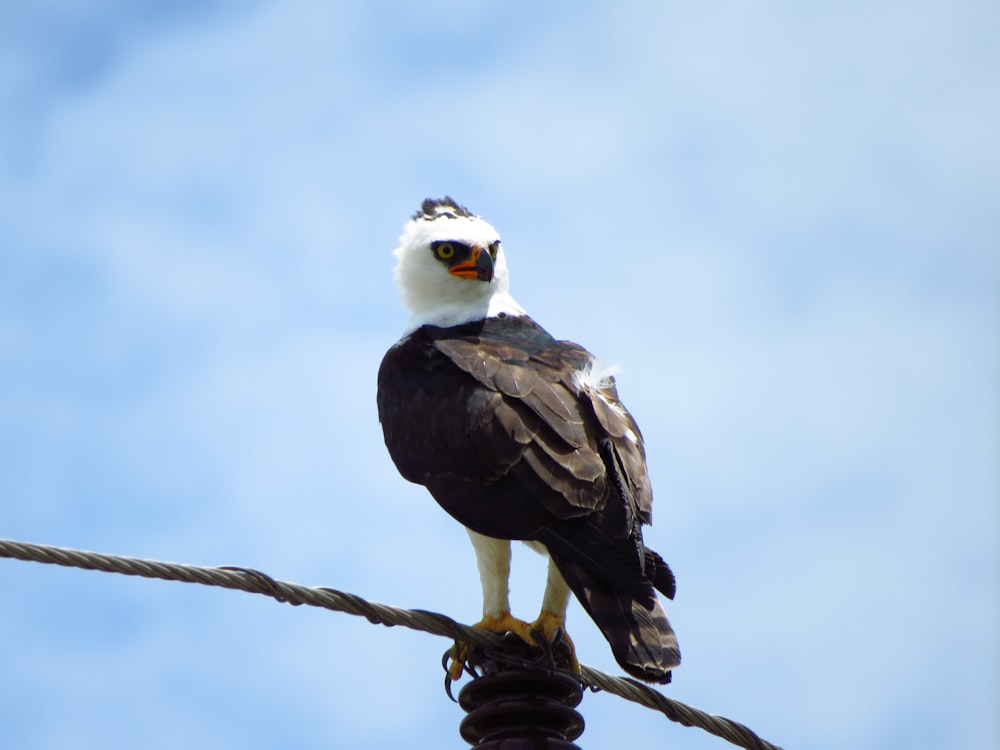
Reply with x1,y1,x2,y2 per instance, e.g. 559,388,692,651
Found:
456,634,586,749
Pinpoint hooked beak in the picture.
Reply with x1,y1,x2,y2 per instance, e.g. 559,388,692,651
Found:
448,244,494,282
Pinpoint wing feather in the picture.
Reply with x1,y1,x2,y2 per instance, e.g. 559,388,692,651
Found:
530,425,605,482
521,444,607,512
493,399,537,445
590,391,632,440
527,379,587,437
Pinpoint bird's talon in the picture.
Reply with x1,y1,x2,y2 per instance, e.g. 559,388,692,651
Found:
442,611,581,692
446,641,470,681
443,612,535,689
531,611,581,674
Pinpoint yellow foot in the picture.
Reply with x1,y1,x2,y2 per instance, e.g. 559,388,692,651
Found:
530,610,580,674
476,611,537,643
446,642,470,681
446,611,536,680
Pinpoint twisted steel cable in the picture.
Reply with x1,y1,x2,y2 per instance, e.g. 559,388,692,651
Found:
1,537,782,750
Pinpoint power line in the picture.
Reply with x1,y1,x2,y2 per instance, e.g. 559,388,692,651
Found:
1,536,783,750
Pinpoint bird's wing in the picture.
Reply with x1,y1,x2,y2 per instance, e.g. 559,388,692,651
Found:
377,318,679,681
379,318,660,563
434,334,608,507
434,326,680,680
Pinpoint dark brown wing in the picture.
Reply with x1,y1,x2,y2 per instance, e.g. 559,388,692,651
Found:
432,331,610,517
377,315,679,681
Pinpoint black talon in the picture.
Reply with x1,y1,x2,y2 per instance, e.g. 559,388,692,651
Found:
442,646,459,701
550,626,565,647
526,627,558,675
444,672,457,702
441,648,453,673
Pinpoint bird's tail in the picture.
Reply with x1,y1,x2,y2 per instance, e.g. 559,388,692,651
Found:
553,556,681,683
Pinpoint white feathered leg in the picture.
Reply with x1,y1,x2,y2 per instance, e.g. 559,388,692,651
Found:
467,529,512,618
540,555,572,618
534,551,580,672
458,532,580,674
464,528,535,640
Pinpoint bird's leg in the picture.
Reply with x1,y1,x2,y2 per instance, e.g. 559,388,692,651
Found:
447,530,535,679
469,530,535,637
530,557,580,673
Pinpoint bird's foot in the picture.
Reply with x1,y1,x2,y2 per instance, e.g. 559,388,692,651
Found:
530,610,580,674
445,612,536,681
479,611,538,642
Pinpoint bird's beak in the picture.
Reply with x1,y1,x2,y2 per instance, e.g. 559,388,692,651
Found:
448,244,494,283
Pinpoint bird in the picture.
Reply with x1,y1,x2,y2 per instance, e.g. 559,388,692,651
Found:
376,197,680,683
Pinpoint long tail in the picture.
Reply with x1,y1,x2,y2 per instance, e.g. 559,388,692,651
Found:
546,549,681,683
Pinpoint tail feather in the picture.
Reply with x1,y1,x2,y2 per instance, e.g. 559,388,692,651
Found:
554,557,681,683
644,548,677,600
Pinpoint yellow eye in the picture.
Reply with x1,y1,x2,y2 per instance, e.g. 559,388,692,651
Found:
435,243,455,259
488,241,500,259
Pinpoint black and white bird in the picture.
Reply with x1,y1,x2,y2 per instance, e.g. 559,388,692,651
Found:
377,197,680,683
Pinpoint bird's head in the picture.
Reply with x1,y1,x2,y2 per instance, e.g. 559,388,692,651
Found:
392,197,523,328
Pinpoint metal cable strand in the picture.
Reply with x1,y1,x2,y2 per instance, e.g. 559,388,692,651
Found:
580,667,781,750
1,537,783,750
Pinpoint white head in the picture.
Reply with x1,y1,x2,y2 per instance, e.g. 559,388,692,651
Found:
392,197,526,330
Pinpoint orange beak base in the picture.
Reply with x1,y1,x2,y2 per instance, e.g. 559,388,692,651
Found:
448,244,494,282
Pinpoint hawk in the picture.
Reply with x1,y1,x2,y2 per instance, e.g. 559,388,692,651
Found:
377,197,680,682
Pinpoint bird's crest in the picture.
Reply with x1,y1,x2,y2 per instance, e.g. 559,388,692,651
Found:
414,196,476,221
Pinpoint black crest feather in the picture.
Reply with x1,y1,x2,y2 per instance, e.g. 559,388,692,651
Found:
414,196,475,221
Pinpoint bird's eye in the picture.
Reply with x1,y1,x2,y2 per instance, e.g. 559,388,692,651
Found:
488,241,500,259
435,242,455,260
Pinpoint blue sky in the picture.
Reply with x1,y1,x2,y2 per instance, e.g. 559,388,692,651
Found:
1,2,997,748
